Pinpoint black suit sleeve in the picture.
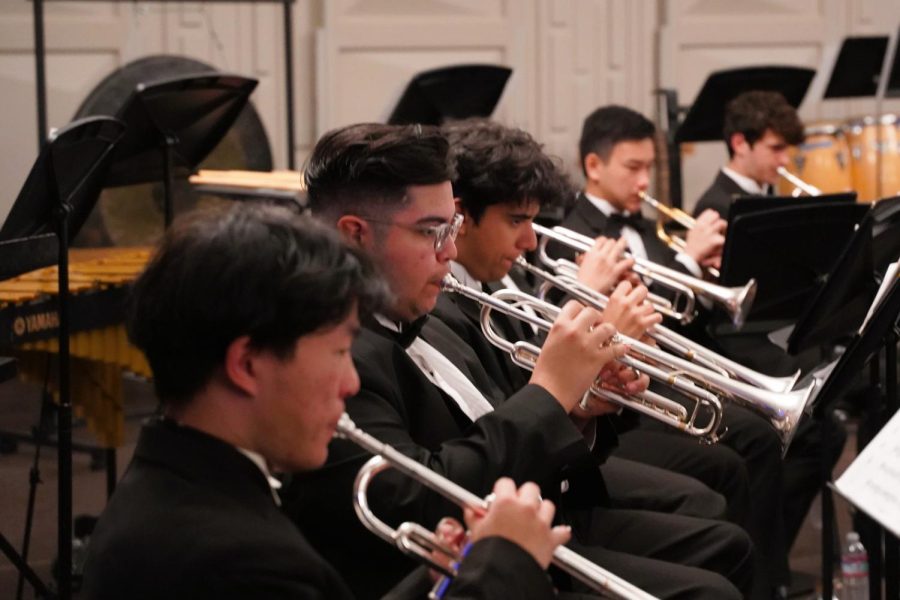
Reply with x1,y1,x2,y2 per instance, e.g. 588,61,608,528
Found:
444,537,556,599
328,330,592,530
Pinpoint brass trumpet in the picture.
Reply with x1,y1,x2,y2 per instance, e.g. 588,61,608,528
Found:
441,275,725,442
533,223,757,329
336,413,659,600
638,191,721,279
517,256,801,395
444,273,816,453
777,166,822,197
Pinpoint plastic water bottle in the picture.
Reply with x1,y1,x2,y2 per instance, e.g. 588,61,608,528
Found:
841,531,869,600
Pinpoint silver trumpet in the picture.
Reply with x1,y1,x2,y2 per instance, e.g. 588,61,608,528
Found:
517,256,801,395
444,273,816,453
535,223,697,325
533,222,757,329
441,275,725,442
336,413,659,600
777,166,822,197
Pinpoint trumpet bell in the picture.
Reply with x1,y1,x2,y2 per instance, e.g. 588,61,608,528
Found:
736,378,819,456
725,278,757,329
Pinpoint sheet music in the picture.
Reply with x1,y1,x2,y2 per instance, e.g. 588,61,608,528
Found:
858,261,900,334
834,408,900,538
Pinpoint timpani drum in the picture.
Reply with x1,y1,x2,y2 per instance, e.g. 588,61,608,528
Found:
777,121,853,197
843,114,900,203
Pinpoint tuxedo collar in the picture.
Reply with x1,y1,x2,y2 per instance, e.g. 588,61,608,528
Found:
371,313,430,349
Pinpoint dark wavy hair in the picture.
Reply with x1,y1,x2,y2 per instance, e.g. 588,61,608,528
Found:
305,123,456,223
723,91,804,158
442,118,575,222
127,203,388,407
579,105,655,174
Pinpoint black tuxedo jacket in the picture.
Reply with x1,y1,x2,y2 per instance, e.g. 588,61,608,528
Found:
693,171,746,220
558,193,687,272
84,420,551,600
82,419,354,600
431,276,625,464
283,318,590,599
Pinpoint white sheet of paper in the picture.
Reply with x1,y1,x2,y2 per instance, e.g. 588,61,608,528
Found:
834,408,900,538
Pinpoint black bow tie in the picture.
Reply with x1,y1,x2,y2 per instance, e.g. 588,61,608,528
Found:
608,213,645,233
393,315,430,349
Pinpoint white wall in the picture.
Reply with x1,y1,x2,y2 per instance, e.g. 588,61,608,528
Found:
1,0,898,227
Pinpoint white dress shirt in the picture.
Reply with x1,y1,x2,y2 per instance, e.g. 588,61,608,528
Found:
374,313,494,422
721,166,771,196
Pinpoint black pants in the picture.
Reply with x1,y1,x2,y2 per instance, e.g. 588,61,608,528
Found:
601,456,726,519
615,404,786,599
562,506,753,599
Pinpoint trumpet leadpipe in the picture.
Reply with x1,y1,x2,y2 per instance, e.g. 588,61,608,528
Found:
336,414,659,599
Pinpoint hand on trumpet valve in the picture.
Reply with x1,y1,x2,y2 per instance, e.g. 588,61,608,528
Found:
428,517,468,582
601,281,663,339
683,209,726,266
530,301,625,413
465,478,571,570
575,236,635,292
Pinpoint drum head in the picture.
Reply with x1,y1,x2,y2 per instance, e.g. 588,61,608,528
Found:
72,55,273,247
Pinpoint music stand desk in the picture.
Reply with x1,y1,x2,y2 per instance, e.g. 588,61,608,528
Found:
718,199,868,327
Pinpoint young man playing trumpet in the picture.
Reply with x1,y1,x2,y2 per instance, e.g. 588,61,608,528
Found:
561,104,846,599
435,117,742,521
694,90,804,220
81,204,568,600
283,122,753,600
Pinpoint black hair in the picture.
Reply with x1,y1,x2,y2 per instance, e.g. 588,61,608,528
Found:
442,118,575,222
723,91,804,158
127,203,388,407
578,105,655,174
305,123,456,223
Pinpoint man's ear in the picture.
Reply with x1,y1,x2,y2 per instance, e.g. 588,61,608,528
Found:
223,336,258,397
335,215,370,247
583,152,605,182
729,132,749,156
454,199,470,236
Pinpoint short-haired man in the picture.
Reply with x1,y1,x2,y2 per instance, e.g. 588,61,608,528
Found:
285,123,753,600
81,204,569,600
694,90,804,219
559,105,804,599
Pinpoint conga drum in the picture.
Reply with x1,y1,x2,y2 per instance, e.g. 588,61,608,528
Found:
843,114,900,203
777,121,853,196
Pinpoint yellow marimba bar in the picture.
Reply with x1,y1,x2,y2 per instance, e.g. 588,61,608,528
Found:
1,248,153,447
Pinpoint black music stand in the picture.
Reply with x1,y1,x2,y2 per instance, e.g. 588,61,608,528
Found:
387,64,512,126
105,73,257,228
810,275,900,600
676,66,815,144
0,116,125,600
718,196,867,327
823,36,890,99
787,215,876,355
871,195,900,277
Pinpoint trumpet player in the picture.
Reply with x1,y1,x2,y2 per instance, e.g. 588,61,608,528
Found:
284,122,753,600
437,117,744,519
82,204,572,600
693,90,803,220
562,104,848,600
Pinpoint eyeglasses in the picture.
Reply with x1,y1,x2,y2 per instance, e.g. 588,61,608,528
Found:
363,212,463,252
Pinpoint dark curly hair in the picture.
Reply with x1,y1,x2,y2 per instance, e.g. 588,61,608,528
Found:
128,203,388,407
723,91,804,158
579,105,655,174
443,118,575,222
305,123,456,224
